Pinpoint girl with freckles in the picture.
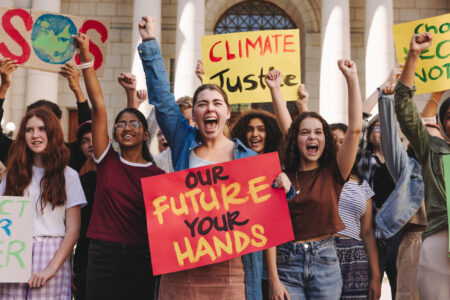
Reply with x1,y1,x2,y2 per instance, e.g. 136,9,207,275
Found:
0,108,86,299
138,16,292,300
264,60,362,300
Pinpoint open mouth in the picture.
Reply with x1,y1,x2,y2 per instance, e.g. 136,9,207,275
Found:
249,139,262,148
306,144,319,154
204,117,218,131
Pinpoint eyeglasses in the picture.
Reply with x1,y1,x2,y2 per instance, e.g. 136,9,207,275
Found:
114,120,141,130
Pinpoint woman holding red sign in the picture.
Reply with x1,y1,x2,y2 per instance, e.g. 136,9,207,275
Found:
138,16,292,300
264,63,362,299
71,33,165,300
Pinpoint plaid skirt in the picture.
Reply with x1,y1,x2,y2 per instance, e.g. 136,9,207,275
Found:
334,237,369,299
0,237,71,300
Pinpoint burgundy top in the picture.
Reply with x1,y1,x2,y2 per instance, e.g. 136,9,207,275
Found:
87,144,165,245
287,160,346,241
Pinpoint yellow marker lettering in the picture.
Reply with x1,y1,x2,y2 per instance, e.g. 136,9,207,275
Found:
212,232,233,257
251,224,267,247
170,193,189,216
194,237,217,262
200,187,220,212
184,188,202,214
248,176,271,204
153,196,169,225
173,237,195,266
234,230,250,253
221,182,249,210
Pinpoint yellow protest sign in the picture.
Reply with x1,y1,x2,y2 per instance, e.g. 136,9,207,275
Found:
393,13,450,94
201,29,300,104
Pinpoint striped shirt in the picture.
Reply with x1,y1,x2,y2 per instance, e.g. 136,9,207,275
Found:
337,180,374,241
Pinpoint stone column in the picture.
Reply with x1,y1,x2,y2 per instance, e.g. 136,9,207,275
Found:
319,0,351,124
174,0,204,99
365,0,395,108
25,0,60,106
131,0,161,91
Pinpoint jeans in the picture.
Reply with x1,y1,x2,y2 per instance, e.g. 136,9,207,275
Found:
377,230,404,300
86,239,157,300
276,238,342,300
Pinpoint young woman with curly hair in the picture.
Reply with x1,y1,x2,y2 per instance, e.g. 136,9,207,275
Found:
263,61,362,300
231,109,282,154
0,108,86,299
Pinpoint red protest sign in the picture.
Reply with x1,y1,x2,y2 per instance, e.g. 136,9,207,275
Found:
141,152,294,275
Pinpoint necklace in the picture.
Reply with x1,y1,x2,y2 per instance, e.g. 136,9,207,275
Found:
294,168,318,195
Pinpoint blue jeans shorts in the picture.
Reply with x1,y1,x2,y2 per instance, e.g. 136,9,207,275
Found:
276,237,343,300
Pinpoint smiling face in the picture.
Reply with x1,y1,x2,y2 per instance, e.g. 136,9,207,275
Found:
25,116,48,156
297,117,326,169
114,112,148,148
193,89,230,140
246,117,266,154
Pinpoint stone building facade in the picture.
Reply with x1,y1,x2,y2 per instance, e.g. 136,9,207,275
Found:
0,0,449,140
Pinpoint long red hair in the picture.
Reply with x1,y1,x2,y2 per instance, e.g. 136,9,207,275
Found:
4,108,70,210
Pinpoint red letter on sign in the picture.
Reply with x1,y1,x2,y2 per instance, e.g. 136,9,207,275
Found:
0,9,33,64
209,41,222,62
75,20,108,70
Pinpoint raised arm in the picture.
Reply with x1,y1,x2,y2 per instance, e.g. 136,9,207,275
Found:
421,90,446,119
0,58,19,165
362,64,403,115
195,60,204,84
336,59,363,179
73,33,109,158
395,33,433,162
137,16,191,156
118,72,140,109
378,84,407,183
59,63,92,124
265,70,292,136
295,84,309,114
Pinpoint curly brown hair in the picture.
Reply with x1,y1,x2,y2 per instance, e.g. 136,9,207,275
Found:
283,112,337,171
230,109,282,154
5,108,70,211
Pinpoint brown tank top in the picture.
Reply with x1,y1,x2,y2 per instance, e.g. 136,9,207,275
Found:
287,160,346,241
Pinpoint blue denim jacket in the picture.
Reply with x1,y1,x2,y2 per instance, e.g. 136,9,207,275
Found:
376,92,424,238
138,40,263,300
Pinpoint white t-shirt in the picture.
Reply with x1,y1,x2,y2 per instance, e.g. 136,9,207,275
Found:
0,166,87,237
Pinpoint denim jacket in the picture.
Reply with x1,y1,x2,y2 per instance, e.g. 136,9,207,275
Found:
138,40,262,300
376,92,424,238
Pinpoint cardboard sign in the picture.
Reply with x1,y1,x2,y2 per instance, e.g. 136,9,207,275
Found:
393,14,450,94
141,152,294,275
201,29,301,104
0,196,33,282
441,155,450,257
0,7,110,76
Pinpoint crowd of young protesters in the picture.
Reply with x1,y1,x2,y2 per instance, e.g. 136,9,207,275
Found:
0,14,449,300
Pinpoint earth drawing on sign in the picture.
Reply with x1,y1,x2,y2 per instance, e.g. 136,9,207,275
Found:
31,14,77,64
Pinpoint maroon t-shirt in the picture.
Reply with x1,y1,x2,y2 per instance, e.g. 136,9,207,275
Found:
87,144,165,245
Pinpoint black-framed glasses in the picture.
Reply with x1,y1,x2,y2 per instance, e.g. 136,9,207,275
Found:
114,120,141,130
